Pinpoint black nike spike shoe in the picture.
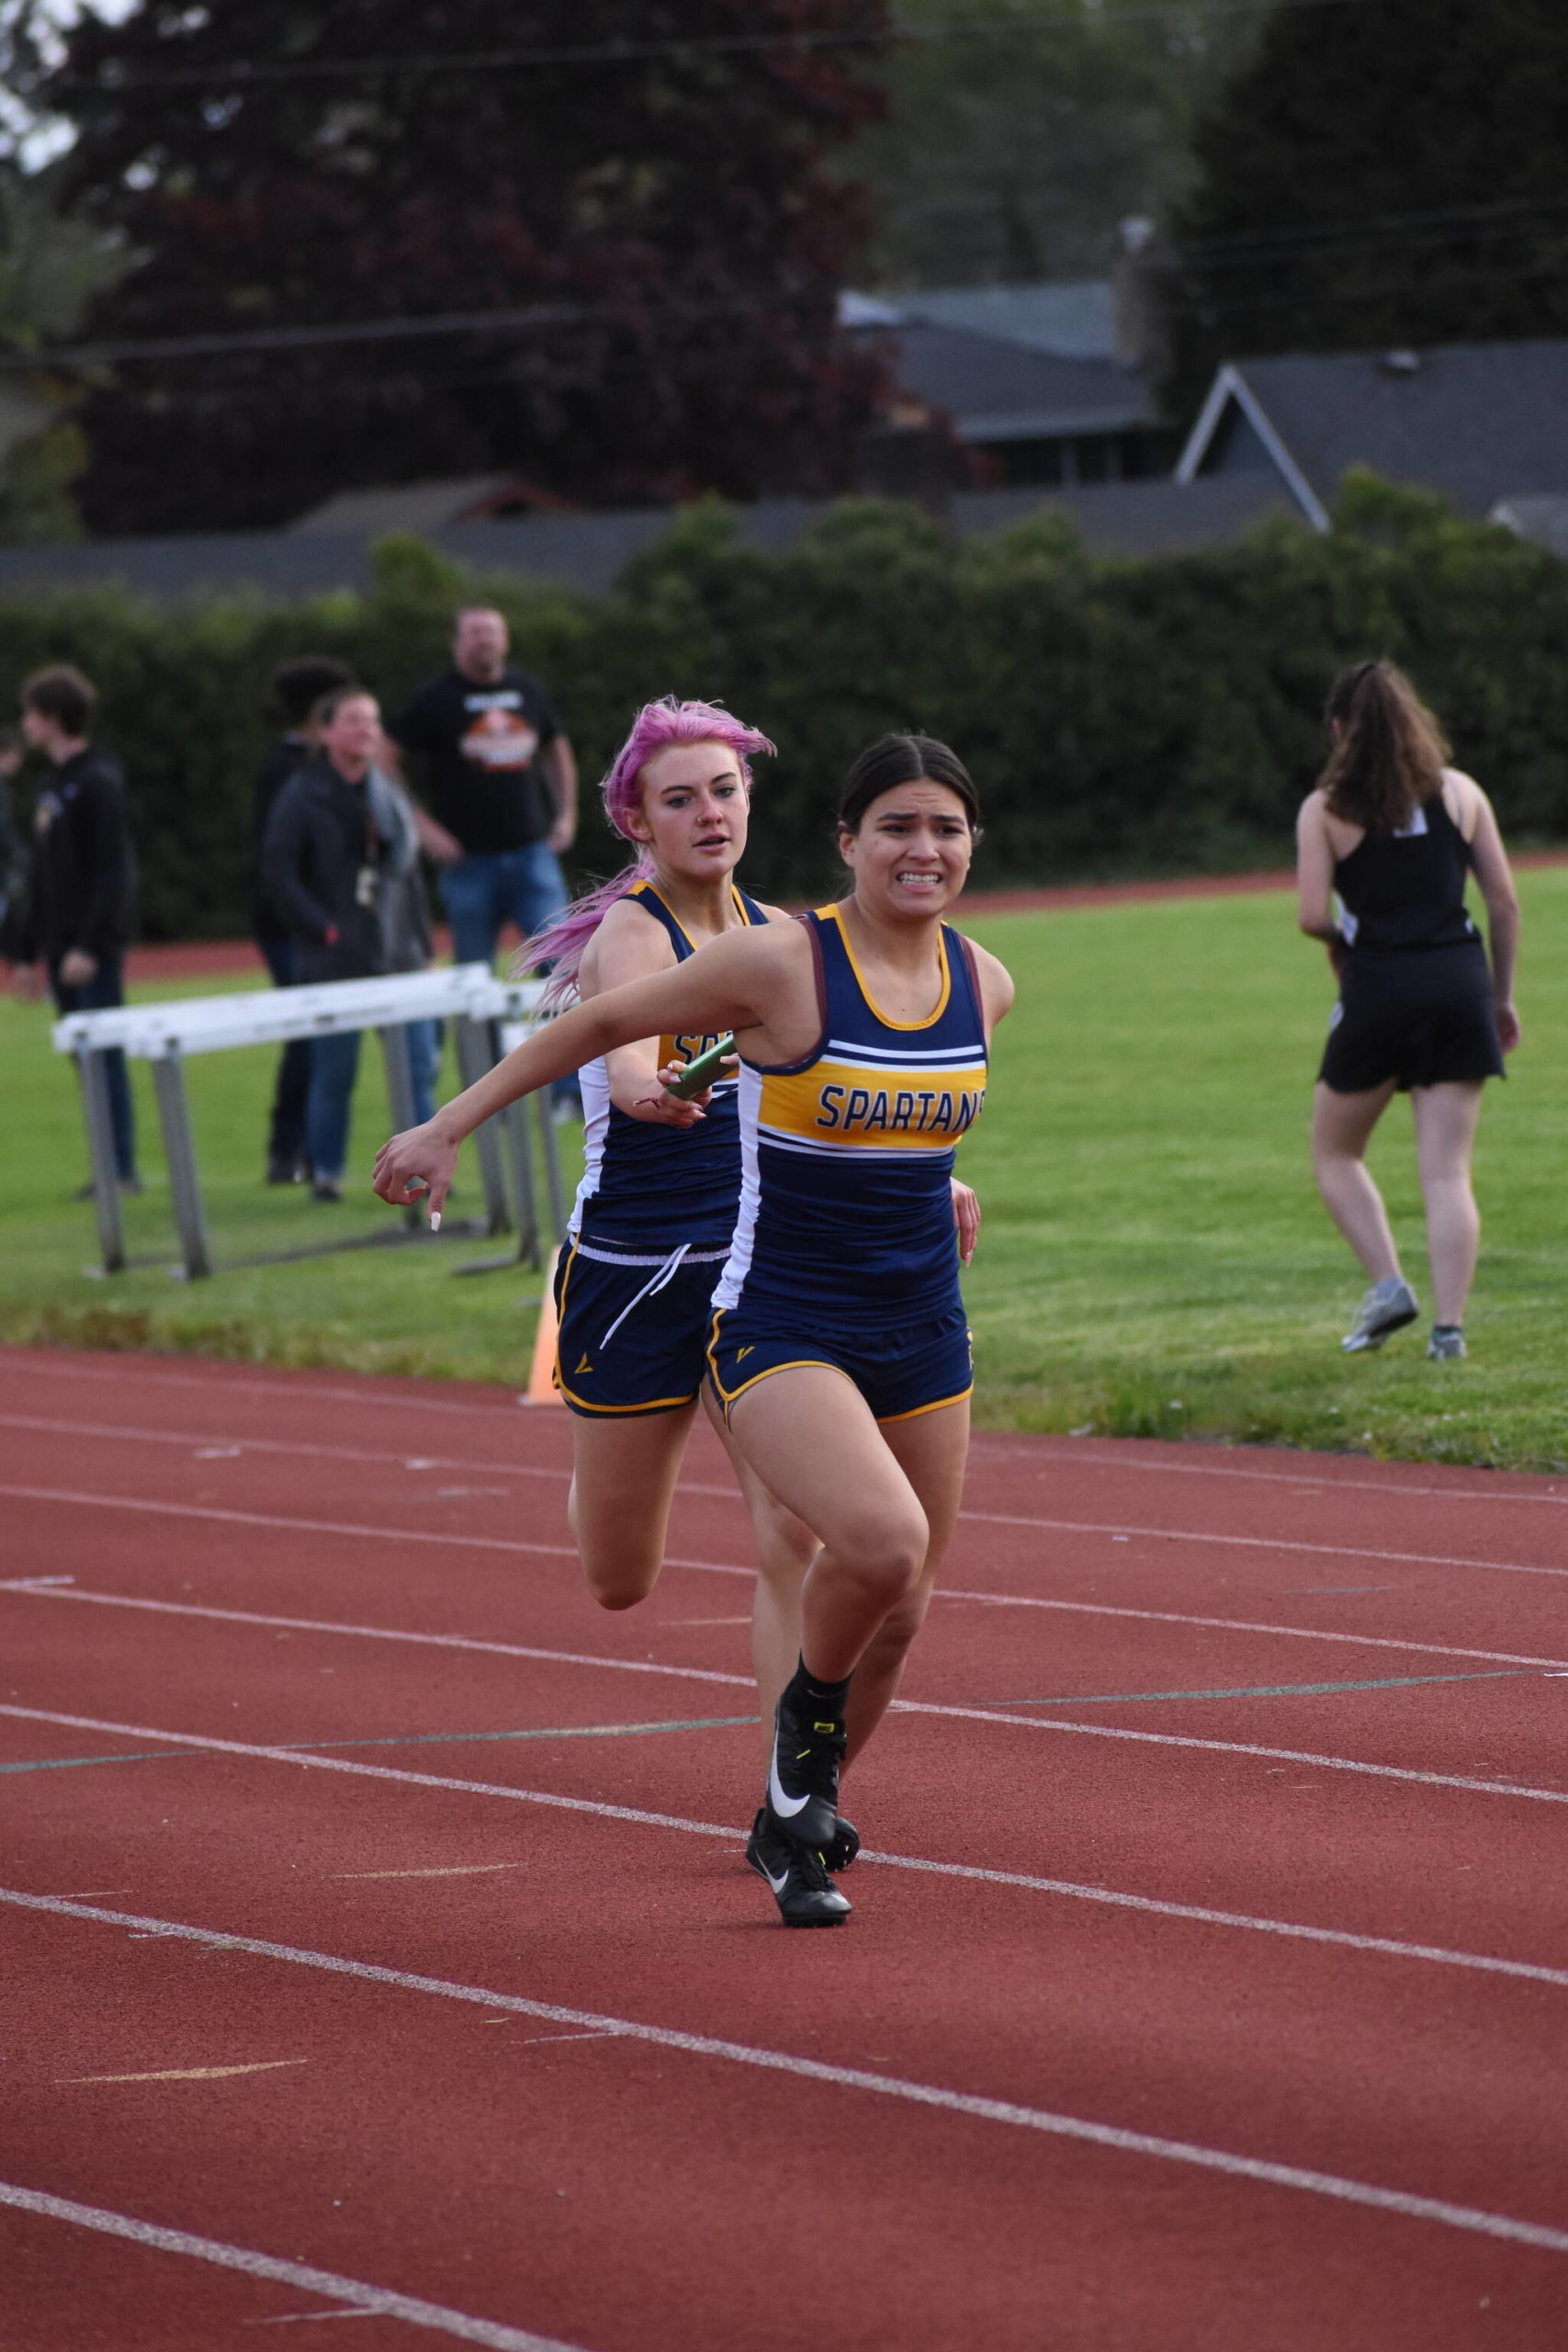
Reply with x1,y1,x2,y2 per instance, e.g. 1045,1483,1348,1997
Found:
746,1808,851,1928
765,1687,847,1851
825,1814,860,1872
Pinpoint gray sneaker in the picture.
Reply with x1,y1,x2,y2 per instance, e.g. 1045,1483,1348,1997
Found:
1427,1327,1467,1361
1341,1277,1419,1353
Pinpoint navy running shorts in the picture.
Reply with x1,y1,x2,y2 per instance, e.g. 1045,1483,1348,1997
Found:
706,1298,973,1427
553,1237,731,1417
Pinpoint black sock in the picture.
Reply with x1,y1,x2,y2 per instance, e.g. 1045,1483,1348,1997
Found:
1432,1323,1463,1339
784,1655,852,1718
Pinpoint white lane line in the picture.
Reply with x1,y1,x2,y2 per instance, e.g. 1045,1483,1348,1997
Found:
0,1580,753,1683
6,1601,1567,1812
8,1481,1568,1606
0,1486,739,1581
958,1510,1568,1583
940,1589,1568,1672
6,1894,1568,2259
0,1702,741,1838
969,1437,1568,1511
0,1414,570,1490
10,1575,1568,1687
890,1695,1568,1805
6,1702,1568,1991
10,1414,1568,1566
7,1393,1567,1515
0,1357,534,1423
0,2178,589,2351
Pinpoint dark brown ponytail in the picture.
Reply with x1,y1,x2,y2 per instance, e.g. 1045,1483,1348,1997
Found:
1319,662,1449,835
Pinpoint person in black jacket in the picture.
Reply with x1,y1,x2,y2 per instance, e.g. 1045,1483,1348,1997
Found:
253,653,355,1183
17,665,140,1189
260,685,387,1202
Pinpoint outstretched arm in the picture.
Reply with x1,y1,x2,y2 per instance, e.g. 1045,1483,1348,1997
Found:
372,922,795,1216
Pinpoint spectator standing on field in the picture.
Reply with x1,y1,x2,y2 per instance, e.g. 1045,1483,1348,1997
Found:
14,665,140,1191
261,686,388,1203
386,604,579,969
0,726,27,963
367,763,442,1127
254,653,355,1183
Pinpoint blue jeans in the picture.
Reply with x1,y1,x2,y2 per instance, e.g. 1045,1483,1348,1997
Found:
439,842,569,969
405,1017,440,1128
307,1029,361,1184
440,842,577,1108
258,933,312,1169
53,955,136,1181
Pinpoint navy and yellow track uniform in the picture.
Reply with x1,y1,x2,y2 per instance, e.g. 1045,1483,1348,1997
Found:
554,878,765,1416
707,903,987,1425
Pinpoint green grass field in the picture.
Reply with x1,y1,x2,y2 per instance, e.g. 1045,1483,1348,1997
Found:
5,874,1564,1468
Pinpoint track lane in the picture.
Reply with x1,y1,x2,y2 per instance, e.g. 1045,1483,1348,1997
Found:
9,1403,1568,1587
6,1694,1568,2206
5,1886,1568,2352
7,1349,1568,2347
6,1478,1568,1808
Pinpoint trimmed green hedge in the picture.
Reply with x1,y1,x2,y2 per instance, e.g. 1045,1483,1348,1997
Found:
3,472,1565,940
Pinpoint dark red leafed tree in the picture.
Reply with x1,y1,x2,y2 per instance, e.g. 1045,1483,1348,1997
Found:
49,1,890,531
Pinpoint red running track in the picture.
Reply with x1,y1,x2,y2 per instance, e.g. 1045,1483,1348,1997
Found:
3,1344,1567,2351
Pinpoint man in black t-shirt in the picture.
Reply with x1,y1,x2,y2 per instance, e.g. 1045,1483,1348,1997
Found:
14,665,140,1188
386,605,578,972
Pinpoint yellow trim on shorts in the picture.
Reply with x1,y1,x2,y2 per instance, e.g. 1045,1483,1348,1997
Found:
876,1385,973,1425
706,1306,852,1424
551,1239,580,1392
557,1379,701,1417
716,1358,856,1421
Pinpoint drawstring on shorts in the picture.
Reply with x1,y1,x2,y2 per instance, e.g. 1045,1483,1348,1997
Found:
598,1241,691,1351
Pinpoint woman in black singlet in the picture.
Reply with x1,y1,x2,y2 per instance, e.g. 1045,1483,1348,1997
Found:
1296,662,1520,1360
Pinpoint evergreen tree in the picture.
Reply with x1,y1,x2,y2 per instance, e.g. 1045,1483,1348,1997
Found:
45,0,889,531
856,0,1263,289
1168,0,1568,412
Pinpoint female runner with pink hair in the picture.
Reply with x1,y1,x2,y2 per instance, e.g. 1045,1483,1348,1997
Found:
514,699,978,1903
378,723,997,1928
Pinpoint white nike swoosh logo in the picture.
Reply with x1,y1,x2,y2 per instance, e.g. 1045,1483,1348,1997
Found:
767,1754,809,1818
762,1861,791,1894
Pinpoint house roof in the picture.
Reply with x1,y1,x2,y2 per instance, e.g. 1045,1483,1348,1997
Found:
845,280,1117,362
1178,342,1568,525
860,318,1154,444
1491,494,1568,560
293,476,537,535
0,478,1293,605
961,473,1292,557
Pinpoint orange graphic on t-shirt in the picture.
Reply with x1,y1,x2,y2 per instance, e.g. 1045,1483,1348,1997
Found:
460,707,539,772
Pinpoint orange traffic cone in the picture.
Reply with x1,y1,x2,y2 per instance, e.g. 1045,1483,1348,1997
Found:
522,1246,565,1407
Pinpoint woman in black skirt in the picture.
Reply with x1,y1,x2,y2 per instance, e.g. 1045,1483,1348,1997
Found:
1296,662,1520,1360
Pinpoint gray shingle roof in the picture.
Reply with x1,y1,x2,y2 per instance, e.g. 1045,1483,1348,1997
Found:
856,319,1154,443
0,477,1293,605
1183,342,1568,519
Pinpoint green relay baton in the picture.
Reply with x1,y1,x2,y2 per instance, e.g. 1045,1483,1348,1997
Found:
662,1035,737,1101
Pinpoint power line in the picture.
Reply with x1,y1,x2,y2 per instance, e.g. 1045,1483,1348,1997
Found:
0,287,840,372
36,1,1371,96
6,185,1565,375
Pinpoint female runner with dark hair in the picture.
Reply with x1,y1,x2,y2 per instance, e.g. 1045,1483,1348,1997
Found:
1296,661,1520,1359
375,731,1010,1927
